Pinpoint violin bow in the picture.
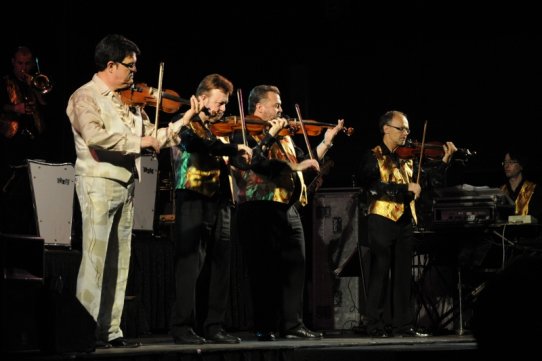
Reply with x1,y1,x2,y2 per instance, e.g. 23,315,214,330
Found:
415,120,428,184
294,103,315,160
153,62,165,138
236,88,248,146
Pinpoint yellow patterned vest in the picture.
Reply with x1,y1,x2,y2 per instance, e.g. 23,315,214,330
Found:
500,180,536,215
368,145,417,223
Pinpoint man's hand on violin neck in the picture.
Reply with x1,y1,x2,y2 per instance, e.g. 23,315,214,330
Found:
268,118,288,136
442,141,458,163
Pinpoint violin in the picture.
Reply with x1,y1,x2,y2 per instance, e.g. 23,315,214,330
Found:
119,83,190,113
209,115,354,137
396,140,475,161
209,116,275,137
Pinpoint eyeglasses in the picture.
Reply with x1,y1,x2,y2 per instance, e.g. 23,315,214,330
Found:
386,124,410,134
118,62,136,70
502,161,519,166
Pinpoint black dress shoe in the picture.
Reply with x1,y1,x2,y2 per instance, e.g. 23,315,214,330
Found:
95,340,112,348
397,327,430,337
384,325,394,337
368,328,389,338
109,337,142,348
255,331,276,341
282,325,323,339
173,328,206,344
206,329,241,344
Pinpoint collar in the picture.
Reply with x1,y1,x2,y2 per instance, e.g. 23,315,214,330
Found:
91,73,114,97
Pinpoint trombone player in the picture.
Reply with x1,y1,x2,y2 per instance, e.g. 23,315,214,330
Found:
1,46,51,141
1,45,52,234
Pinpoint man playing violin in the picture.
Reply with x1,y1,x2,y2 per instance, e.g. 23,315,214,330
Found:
168,74,252,345
233,84,344,341
66,34,197,349
357,110,456,338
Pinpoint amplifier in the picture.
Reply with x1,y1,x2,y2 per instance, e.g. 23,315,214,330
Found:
27,160,75,246
310,189,362,330
133,155,159,231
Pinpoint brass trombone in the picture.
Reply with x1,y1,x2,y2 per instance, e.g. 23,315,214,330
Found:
23,57,53,94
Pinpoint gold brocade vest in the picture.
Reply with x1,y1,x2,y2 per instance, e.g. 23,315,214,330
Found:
368,145,417,223
243,135,308,206
500,180,536,215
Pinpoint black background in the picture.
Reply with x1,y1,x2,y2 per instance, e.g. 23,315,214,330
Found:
3,0,541,189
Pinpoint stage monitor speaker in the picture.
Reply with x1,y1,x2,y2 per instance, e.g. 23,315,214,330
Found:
310,189,362,330
27,160,74,246
133,155,159,231
1,233,44,352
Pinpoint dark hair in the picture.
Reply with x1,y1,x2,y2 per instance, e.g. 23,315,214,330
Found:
195,74,233,97
378,110,405,134
94,34,140,71
248,85,280,114
504,146,528,168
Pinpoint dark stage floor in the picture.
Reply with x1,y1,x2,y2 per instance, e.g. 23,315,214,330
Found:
6,331,479,361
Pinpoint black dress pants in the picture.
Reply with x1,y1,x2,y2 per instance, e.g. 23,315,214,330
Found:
238,201,305,333
170,190,232,336
365,214,414,332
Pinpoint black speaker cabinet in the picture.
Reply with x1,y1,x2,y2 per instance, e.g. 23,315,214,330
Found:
1,233,44,352
39,278,96,355
309,189,363,330
40,250,96,354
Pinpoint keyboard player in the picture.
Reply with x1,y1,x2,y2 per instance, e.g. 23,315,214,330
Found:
500,148,542,223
